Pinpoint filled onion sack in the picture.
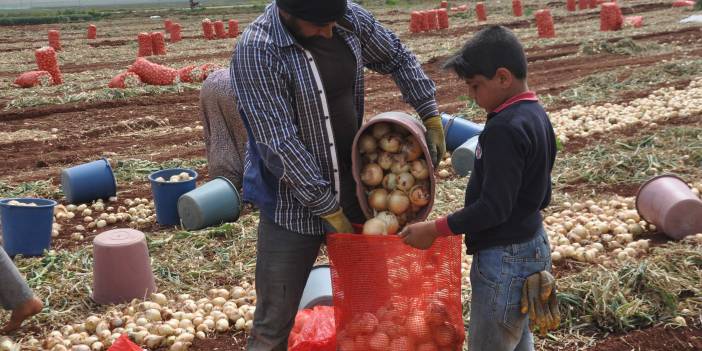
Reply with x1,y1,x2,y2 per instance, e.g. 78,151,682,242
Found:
108,71,143,89
14,70,52,88
150,32,167,55
352,112,435,235
137,32,153,57
128,58,178,85
35,46,62,85
214,20,227,39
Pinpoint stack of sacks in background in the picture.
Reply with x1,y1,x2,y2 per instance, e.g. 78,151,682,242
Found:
87,24,97,39
203,18,238,39
214,20,227,39
512,0,523,17
600,2,624,31
567,0,577,11
170,23,182,42
229,20,239,38
202,19,215,40
14,46,62,88
137,32,153,57
48,30,61,51
535,9,556,38
409,9,449,33
475,2,487,21
672,0,695,6
164,19,173,33
151,32,167,55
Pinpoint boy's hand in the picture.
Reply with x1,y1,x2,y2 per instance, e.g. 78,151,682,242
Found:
399,221,440,249
423,116,446,167
520,271,560,335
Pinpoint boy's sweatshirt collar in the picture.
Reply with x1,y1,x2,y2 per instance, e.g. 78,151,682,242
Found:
489,91,538,117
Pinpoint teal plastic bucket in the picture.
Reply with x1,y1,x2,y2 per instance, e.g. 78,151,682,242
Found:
177,177,241,230
149,168,198,226
451,135,480,176
0,198,56,256
61,158,117,204
298,265,332,310
441,113,484,151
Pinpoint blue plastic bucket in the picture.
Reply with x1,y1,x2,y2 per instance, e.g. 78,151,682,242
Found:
451,135,480,176
441,113,484,151
61,158,117,204
298,265,332,310
177,177,241,231
149,168,198,226
0,198,56,256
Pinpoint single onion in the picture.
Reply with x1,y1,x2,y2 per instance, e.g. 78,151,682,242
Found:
363,152,378,164
375,211,399,234
371,122,392,139
361,163,383,186
382,173,398,190
410,159,429,180
402,137,422,161
391,154,410,174
397,172,416,192
388,190,410,215
378,152,394,170
369,189,388,211
363,218,388,235
379,133,402,153
434,322,458,347
368,332,390,350
358,134,377,154
409,184,430,206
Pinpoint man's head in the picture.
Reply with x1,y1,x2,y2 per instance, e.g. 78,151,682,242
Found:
443,25,528,112
277,0,347,39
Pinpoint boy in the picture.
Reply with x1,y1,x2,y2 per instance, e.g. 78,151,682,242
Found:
399,26,559,350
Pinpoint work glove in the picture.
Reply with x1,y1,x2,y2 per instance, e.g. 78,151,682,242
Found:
422,115,446,167
520,271,560,336
321,208,354,234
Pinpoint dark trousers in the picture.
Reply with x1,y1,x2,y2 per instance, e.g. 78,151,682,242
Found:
246,215,325,351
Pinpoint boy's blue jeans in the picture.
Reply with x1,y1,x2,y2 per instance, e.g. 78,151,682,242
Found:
468,227,552,351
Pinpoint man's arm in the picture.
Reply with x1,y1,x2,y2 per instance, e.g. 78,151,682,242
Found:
230,44,337,216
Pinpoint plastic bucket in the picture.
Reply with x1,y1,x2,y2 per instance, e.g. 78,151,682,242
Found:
636,174,702,240
0,198,56,256
441,114,484,151
149,168,198,226
298,265,333,310
61,158,117,204
177,177,242,230
451,135,480,176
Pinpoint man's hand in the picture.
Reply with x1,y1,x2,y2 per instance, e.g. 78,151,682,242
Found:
321,208,354,234
520,271,560,335
423,115,446,167
398,221,440,250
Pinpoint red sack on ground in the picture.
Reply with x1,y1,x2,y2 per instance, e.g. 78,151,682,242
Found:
672,0,694,6
578,0,589,10
170,23,182,43
513,0,523,17
151,32,167,55
108,334,142,351
410,11,422,33
87,24,97,39
35,46,62,85
229,19,239,38
214,20,227,39
476,2,487,21
437,8,450,29
14,70,52,88
536,9,556,38
600,2,623,31
202,19,215,40
567,0,577,11
48,29,61,51
164,19,173,32
288,306,336,351
137,32,153,57
129,57,177,85
624,15,644,28
108,71,142,88
328,234,465,351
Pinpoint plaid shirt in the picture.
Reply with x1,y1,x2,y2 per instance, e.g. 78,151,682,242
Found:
231,1,438,235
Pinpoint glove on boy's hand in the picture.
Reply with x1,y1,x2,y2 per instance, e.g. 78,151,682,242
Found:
321,208,353,234
423,115,446,167
520,271,560,335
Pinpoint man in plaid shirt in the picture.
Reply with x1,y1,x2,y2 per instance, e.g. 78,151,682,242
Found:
230,0,445,349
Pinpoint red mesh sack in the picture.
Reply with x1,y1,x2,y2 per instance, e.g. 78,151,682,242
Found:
87,24,97,39
425,10,438,31
214,20,227,39
150,32,167,55
48,29,61,51
202,19,215,40
589,0,598,9
328,234,465,351
178,65,197,83
35,46,62,85
600,2,623,31
137,32,153,57
164,19,173,32
170,23,182,43
457,4,468,12
288,306,336,351
437,8,449,29
476,2,487,22
129,57,177,85
228,19,239,38
108,334,142,351
14,70,52,88
512,0,523,17
197,63,218,81
535,9,556,38
440,1,448,8
567,0,577,11
624,15,644,28
672,0,694,6
108,71,143,89
578,0,588,10
409,12,422,33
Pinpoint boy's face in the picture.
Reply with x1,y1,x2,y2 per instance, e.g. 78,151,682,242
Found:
464,69,513,113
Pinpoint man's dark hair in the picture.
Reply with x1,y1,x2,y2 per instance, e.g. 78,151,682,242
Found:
443,25,527,80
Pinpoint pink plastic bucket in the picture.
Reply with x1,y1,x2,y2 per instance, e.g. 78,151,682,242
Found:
636,174,702,240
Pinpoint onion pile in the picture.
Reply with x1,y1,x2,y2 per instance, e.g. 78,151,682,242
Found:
359,122,431,234
37,285,256,351
7,200,39,207
155,172,193,183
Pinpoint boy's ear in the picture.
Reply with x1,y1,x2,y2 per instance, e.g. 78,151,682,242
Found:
495,67,514,88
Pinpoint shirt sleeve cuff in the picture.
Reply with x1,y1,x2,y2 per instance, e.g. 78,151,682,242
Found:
435,216,455,236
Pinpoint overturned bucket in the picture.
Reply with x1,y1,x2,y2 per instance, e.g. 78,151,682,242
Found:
299,265,333,310
636,174,702,240
61,158,117,204
441,113,484,151
149,168,198,226
451,135,480,176
177,177,241,230
0,198,56,256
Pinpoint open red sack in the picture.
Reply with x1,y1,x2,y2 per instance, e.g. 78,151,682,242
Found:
129,57,177,85
108,71,142,89
14,70,52,88
108,334,142,351
288,306,336,351
328,234,465,351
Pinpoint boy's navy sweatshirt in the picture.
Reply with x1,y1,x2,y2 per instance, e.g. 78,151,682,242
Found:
439,91,557,254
